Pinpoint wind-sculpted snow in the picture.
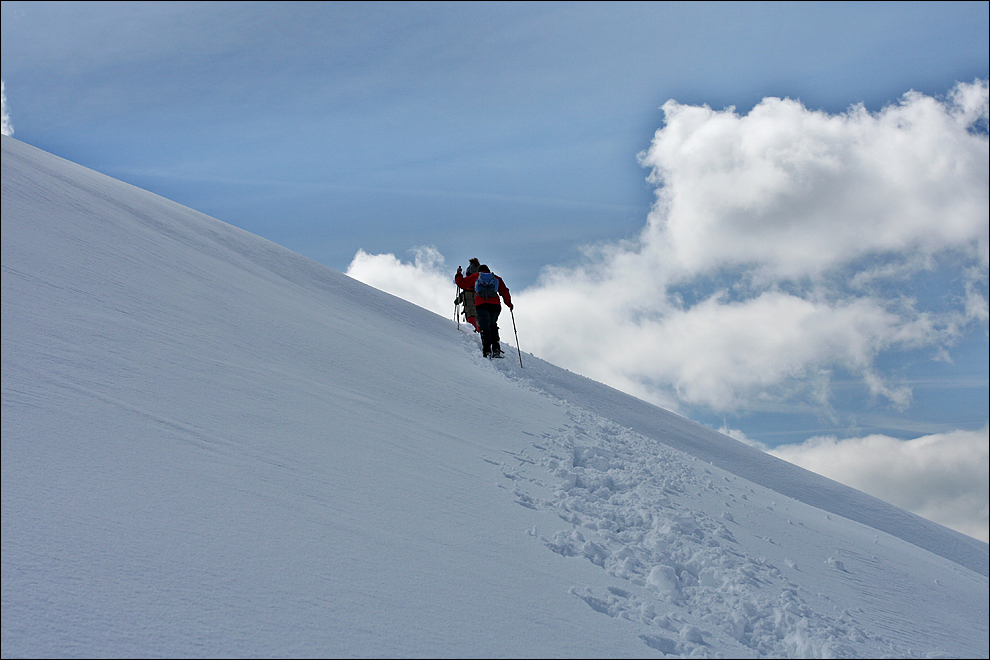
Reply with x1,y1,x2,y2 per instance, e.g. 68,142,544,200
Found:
3,135,987,658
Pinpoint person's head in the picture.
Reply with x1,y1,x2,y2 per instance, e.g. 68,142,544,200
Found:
478,264,490,273
469,257,480,267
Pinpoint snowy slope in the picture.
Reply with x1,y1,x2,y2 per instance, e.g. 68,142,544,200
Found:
2,134,987,658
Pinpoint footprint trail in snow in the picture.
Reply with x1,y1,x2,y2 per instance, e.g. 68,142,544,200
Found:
473,343,941,658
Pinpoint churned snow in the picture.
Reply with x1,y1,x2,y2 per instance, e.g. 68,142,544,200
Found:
2,134,987,658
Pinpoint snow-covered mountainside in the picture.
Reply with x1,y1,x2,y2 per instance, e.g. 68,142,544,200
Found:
3,134,987,658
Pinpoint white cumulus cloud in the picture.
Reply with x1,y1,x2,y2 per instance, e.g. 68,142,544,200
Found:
515,80,988,414
637,82,989,280
1,80,13,137
346,246,453,319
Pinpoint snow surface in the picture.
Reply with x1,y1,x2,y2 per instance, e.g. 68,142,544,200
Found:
2,134,988,658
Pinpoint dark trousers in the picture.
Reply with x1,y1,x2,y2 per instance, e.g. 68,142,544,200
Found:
475,303,501,355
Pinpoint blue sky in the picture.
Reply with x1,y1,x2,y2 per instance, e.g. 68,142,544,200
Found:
3,2,985,280
2,1,988,503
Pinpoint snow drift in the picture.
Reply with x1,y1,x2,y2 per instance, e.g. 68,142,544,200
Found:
2,134,987,658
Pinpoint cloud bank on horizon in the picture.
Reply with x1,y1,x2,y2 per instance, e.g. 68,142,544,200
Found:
759,424,989,543
347,81,990,542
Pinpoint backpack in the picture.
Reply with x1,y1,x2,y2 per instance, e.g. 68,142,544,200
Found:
474,272,499,299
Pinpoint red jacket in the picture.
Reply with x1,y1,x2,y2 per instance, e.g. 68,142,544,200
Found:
455,271,512,309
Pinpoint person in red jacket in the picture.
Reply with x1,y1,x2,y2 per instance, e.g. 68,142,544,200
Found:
454,264,512,358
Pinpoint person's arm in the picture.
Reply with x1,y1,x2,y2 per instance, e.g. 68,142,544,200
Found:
499,278,513,309
454,268,476,290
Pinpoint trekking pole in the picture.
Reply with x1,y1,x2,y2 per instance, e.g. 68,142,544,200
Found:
509,307,523,368
454,286,460,330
